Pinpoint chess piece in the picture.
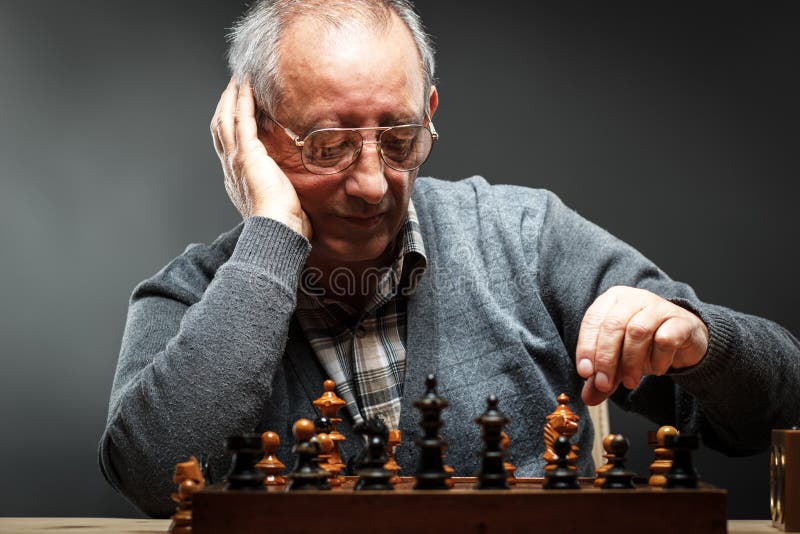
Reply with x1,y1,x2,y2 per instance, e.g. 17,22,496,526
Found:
315,431,335,481
543,436,580,489
313,379,347,485
314,416,342,487
437,434,456,489
354,418,395,491
444,463,456,488
413,374,452,489
384,429,402,485
169,456,205,534
501,431,517,485
594,434,617,487
474,395,511,489
286,418,332,491
664,433,700,489
199,453,214,485
601,434,636,489
649,425,678,487
255,430,286,486
224,434,266,490
543,393,580,470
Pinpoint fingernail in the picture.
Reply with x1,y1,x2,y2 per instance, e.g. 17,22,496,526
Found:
577,358,593,377
595,371,610,391
623,376,636,389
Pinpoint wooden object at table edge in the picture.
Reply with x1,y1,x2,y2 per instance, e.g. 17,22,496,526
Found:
772,428,800,532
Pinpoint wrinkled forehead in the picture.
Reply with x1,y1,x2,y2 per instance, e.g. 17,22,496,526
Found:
275,11,427,116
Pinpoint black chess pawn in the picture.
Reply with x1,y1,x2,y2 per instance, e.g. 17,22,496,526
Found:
413,374,452,490
353,418,395,491
474,395,511,490
286,418,331,491
543,435,580,489
224,434,266,490
601,434,636,489
314,416,333,435
664,433,700,489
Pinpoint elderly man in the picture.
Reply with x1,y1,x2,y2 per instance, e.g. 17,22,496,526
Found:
100,0,799,517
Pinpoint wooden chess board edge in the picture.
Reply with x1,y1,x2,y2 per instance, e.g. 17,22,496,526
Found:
193,480,727,534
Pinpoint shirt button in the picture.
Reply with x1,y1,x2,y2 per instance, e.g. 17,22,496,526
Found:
355,325,367,338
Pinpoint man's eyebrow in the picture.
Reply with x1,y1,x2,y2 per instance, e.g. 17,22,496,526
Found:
284,118,315,136
381,113,423,125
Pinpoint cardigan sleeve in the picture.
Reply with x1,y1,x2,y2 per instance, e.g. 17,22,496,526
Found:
526,189,800,455
98,216,310,517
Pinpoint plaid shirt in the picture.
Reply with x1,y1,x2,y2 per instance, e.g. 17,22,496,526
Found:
295,201,427,430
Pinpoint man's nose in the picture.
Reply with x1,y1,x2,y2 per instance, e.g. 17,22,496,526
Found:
344,141,387,205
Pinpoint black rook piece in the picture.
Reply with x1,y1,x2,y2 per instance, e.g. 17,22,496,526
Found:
601,434,636,489
474,395,511,490
543,436,580,489
665,434,700,489
224,434,266,490
353,418,395,491
413,374,452,490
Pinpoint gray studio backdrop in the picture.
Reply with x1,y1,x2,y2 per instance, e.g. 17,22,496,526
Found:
1,0,798,519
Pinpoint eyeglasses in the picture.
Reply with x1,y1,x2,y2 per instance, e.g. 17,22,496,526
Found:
266,114,438,175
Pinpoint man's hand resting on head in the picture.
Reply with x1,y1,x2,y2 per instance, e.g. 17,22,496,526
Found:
576,286,710,405
210,76,312,240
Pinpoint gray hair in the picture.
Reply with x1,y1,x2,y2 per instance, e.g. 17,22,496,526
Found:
226,0,436,120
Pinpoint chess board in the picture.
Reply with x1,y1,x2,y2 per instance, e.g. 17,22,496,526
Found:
191,476,727,533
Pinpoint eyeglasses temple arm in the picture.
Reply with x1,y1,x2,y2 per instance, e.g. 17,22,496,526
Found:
425,111,439,140
267,114,305,147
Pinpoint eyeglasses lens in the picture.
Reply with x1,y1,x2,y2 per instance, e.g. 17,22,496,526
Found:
302,130,361,174
380,126,433,171
301,126,433,175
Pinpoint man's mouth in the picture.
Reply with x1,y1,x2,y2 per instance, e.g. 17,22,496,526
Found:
339,213,385,228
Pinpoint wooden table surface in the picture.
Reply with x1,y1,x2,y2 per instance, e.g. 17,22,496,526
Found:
0,518,783,533
0,518,170,533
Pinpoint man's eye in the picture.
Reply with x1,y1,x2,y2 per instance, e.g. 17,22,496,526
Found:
382,135,414,158
385,137,412,148
313,143,348,160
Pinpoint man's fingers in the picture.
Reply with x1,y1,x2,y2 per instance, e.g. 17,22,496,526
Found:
651,316,693,374
575,290,618,379
592,297,645,392
578,288,710,394
618,302,676,388
581,373,622,406
216,77,238,158
581,375,602,406
234,77,261,153
211,77,234,137
619,307,654,389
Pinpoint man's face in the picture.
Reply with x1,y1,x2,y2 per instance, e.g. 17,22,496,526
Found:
262,13,438,268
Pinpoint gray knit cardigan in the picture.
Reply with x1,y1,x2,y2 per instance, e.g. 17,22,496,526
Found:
99,176,800,517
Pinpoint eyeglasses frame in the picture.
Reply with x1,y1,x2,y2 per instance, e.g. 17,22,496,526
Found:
264,113,439,175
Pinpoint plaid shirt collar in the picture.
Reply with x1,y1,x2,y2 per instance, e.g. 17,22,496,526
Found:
377,199,427,307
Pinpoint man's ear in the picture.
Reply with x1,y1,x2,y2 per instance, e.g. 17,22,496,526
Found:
428,85,439,118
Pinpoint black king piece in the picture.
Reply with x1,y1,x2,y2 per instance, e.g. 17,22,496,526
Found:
413,374,452,489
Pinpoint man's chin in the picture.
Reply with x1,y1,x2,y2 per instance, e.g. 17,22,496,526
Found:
310,237,394,267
